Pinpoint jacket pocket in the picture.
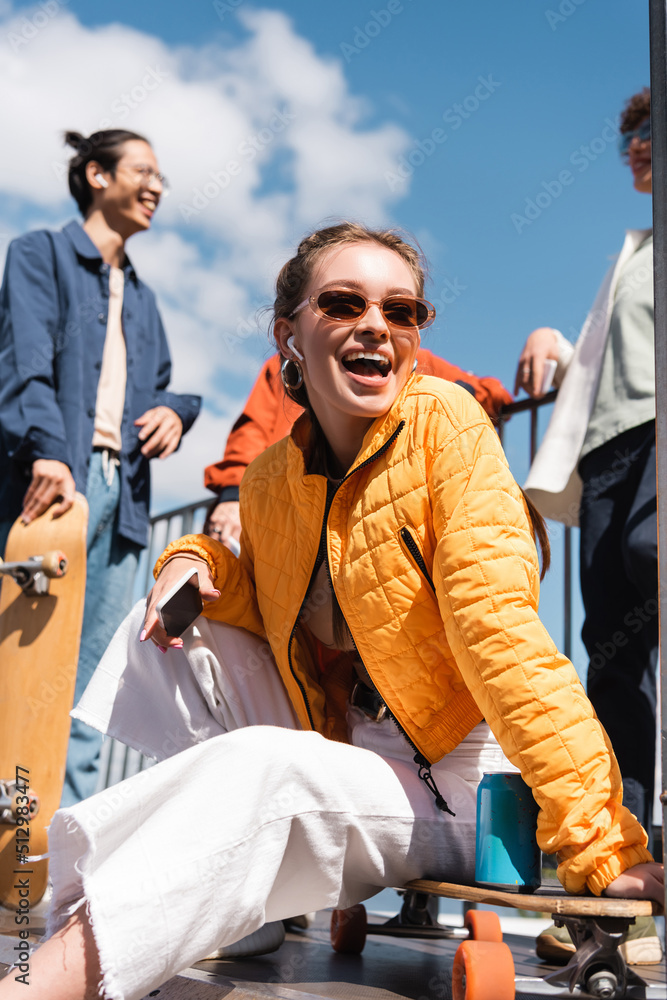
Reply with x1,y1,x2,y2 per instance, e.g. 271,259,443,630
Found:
399,525,435,593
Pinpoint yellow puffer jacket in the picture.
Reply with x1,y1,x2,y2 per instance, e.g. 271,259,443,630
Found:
157,375,651,894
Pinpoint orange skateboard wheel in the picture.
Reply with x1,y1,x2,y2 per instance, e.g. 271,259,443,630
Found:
464,908,503,942
330,904,367,954
41,550,68,578
452,940,515,1000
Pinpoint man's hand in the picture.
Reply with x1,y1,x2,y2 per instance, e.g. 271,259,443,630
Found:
22,459,76,524
514,327,561,397
204,501,241,549
142,554,220,652
605,862,664,904
135,406,183,459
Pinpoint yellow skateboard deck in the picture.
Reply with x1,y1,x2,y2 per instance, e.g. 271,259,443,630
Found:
0,496,87,908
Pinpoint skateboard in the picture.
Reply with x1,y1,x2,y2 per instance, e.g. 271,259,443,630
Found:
0,496,88,909
331,879,664,999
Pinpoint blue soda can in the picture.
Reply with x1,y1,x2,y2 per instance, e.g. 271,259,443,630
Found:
475,772,540,891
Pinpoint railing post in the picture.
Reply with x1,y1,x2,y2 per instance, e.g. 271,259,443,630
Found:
649,0,667,930
563,526,572,661
530,404,539,464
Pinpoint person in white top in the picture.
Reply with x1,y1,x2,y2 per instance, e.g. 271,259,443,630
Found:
515,87,660,964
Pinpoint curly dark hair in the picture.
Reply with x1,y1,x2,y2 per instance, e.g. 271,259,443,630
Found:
619,88,650,134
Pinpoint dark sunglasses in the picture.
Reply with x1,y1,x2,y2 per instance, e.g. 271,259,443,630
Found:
291,289,436,330
619,119,651,157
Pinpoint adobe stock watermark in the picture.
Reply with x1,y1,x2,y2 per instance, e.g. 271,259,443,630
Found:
16,292,101,381
385,76,501,192
50,65,170,183
6,0,70,53
510,117,620,234
586,590,660,678
179,107,296,223
216,308,262,355
429,274,468,314
545,0,588,31
340,0,413,63
213,0,243,19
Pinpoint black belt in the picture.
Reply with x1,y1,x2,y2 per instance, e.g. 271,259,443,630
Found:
350,681,387,723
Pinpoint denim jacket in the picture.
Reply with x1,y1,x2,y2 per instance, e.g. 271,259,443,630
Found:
0,220,201,547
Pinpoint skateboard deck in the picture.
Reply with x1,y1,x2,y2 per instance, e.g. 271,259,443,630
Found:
0,497,87,908
332,880,664,999
406,878,662,917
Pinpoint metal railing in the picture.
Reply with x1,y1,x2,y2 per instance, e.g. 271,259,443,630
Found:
100,392,574,789
497,390,573,660
98,497,213,789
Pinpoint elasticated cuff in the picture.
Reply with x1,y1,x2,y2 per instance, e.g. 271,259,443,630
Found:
154,534,222,586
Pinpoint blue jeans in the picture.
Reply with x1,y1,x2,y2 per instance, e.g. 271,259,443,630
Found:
60,452,141,807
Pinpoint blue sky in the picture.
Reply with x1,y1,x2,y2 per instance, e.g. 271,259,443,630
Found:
0,0,652,676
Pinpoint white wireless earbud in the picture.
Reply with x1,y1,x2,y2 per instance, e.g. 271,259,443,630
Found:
95,173,109,189
286,335,304,361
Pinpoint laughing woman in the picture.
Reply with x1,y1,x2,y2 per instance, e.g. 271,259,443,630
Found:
5,223,662,1000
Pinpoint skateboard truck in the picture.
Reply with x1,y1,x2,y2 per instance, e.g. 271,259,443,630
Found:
0,780,40,825
392,889,441,928
0,550,68,596
544,915,648,998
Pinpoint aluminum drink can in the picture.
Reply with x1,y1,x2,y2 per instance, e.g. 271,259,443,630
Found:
475,772,540,891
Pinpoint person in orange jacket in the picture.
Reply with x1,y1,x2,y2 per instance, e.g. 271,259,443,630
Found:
204,349,512,546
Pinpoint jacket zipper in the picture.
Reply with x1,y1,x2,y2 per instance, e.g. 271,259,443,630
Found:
400,526,436,593
381,704,455,816
396,530,455,813
286,422,405,731
287,420,454,816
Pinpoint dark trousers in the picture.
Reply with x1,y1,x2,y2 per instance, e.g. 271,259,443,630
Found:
579,421,658,835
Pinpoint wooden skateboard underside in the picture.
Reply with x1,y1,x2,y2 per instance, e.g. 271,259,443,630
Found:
0,497,87,907
406,878,662,917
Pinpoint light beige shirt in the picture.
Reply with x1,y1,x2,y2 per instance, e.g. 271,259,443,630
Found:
523,229,651,525
582,234,654,458
92,266,127,453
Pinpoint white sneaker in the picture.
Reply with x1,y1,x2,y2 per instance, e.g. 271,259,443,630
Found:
201,920,285,961
284,912,316,930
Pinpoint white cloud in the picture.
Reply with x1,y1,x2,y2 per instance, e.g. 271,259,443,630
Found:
0,4,412,507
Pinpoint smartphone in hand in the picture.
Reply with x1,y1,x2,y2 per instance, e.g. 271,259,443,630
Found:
155,568,204,638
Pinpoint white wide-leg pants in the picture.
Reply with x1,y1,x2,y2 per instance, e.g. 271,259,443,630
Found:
47,603,512,1000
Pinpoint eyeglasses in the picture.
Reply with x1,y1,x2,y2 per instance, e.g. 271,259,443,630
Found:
117,164,170,195
291,289,436,330
619,119,651,157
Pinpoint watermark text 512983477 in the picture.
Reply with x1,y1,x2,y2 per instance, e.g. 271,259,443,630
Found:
11,765,33,985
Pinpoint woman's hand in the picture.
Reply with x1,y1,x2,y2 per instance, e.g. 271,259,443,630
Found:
605,862,664,904
141,555,220,652
514,327,560,398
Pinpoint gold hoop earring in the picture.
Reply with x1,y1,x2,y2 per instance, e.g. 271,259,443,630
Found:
281,355,303,390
